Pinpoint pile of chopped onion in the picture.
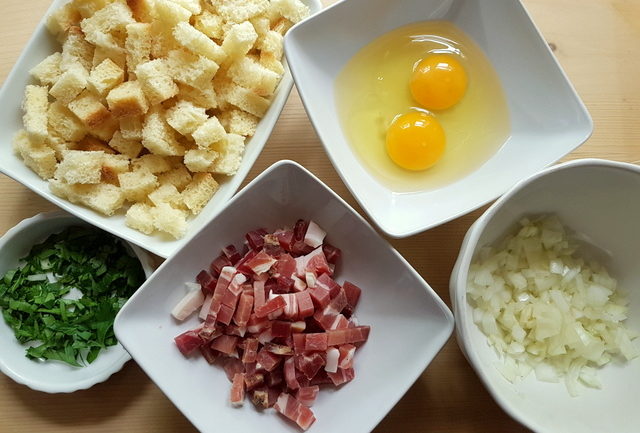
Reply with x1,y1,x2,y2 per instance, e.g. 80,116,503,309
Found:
467,216,638,396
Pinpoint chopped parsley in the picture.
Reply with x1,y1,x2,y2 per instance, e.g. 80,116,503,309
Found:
0,226,145,367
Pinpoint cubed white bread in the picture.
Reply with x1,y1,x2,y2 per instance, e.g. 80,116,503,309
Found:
92,45,127,71
165,100,208,136
173,22,226,64
192,116,227,149
68,90,113,129
183,148,219,172
218,108,258,137
126,0,155,23
132,154,172,174
101,153,131,185
228,56,280,97
209,133,245,175
49,179,125,216
272,17,294,35
118,169,158,202
80,2,135,50
167,49,219,89
22,85,49,144
217,0,269,23
61,26,94,73
30,52,62,86
136,59,179,105
13,130,58,179
224,83,270,118
107,80,149,118
258,30,284,59
72,0,110,19
221,22,258,61
46,134,73,161
171,0,201,14
270,0,310,23
109,131,142,158
90,116,119,142
259,52,285,75
141,108,186,156
54,150,105,184
46,2,82,37
177,82,217,110
157,165,192,191
154,0,192,27
49,65,88,105
125,23,152,77
125,203,155,234
119,116,143,140
88,58,124,96
75,135,116,153
151,202,187,239
249,16,270,37
48,101,86,142
193,11,224,40
148,183,184,208
182,172,219,214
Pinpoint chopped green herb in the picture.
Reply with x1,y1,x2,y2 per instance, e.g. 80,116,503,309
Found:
0,226,145,367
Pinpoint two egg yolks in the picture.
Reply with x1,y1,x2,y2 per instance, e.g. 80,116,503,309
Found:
386,54,468,171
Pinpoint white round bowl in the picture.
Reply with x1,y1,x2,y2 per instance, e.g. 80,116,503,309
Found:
450,158,640,433
0,211,155,393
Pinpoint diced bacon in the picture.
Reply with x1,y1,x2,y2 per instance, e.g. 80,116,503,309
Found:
196,270,217,295
295,291,315,319
199,343,218,364
210,254,232,276
230,373,245,406
328,288,348,314
223,357,244,381
284,356,300,390
327,367,355,386
296,386,319,407
304,247,331,276
272,253,296,279
305,333,328,352
292,275,307,292
255,295,286,318
267,308,283,320
264,342,294,356
174,328,204,356
329,314,349,330
233,292,253,328
293,220,309,243
309,370,334,386
265,277,279,294
326,326,371,346
244,372,265,390
171,287,205,321
291,321,306,333
208,266,237,321
236,249,258,275
227,272,247,296
304,272,316,288
253,277,267,310
348,316,359,328
257,328,274,344
242,338,259,364
225,324,246,337
199,294,213,320
217,303,236,325
247,314,270,333
221,286,240,309
274,228,295,251
222,244,242,265
256,346,281,371
338,344,356,369
308,285,330,309
315,273,341,298
274,393,316,431
244,250,277,275
322,243,341,264
245,228,267,250
294,256,306,278
251,387,279,408
325,347,340,373
271,320,291,338
303,220,326,248
293,333,306,353
295,352,326,380
282,293,298,319
211,335,238,355
266,368,284,387
342,281,362,316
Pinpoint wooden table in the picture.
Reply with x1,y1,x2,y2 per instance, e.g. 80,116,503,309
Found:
0,0,638,431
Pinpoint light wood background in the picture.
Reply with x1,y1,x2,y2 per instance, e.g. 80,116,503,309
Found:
0,0,638,431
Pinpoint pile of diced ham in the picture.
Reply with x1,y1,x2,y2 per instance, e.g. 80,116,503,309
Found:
171,220,370,430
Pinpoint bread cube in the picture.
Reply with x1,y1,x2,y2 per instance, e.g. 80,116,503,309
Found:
49,65,88,105
46,2,81,37
154,0,192,27
224,84,270,118
157,165,192,191
219,108,259,137
72,0,110,19
167,49,219,89
54,150,104,184
92,46,126,71
81,2,134,50
272,18,294,35
173,22,226,64
221,22,258,61
152,202,187,239
30,53,62,86
48,102,86,143
165,100,208,136
125,203,155,234
194,11,224,40
209,133,245,175
141,108,186,156
101,154,130,185
119,116,144,141
270,0,310,23
148,183,184,208
13,130,58,179
184,148,219,172
250,16,271,37
88,58,124,96
132,154,172,174
177,82,217,110
136,59,179,105
182,172,219,214
61,26,94,73
109,130,143,158
68,90,112,128
22,85,49,144
260,52,285,75
49,179,125,216
46,134,73,161
125,23,152,77
90,116,119,142
192,116,227,149
259,30,284,59
118,169,158,202
126,0,155,22
228,57,280,97
107,81,149,118
218,0,269,23
75,136,116,153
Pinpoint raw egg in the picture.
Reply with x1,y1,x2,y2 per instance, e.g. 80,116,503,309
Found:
335,21,510,193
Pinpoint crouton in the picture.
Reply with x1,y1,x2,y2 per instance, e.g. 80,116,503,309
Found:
250,16,271,38
48,101,86,143
224,83,270,118
259,52,285,75
22,85,49,144
154,0,192,27
165,100,208,136
132,154,172,174
270,0,310,24
109,130,142,158
221,22,258,61
102,153,130,184
182,172,219,214
91,46,126,71
258,30,284,59
141,108,186,156
148,183,184,208
13,130,58,179
107,81,149,118
72,0,110,19
217,0,269,23
54,150,105,184
49,179,125,216
209,133,245,175
30,53,62,86
119,116,143,140
167,49,219,89
183,148,219,172
173,22,226,64
126,0,154,23
157,165,192,191
193,11,224,40
218,108,259,137
88,58,124,96
192,116,227,149
272,18,294,35
136,59,179,105
172,0,201,14
80,2,135,50
60,26,94,73
49,65,88,105
68,90,112,128
46,2,82,37
151,202,187,239
46,134,74,161
90,116,119,142
125,23,152,77
118,169,158,202
177,82,217,110
125,203,155,234
76,135,116,153
228,56,280,97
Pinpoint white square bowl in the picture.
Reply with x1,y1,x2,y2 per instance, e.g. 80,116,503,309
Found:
0,0,322,258
114,160,454,433
284,0,592,238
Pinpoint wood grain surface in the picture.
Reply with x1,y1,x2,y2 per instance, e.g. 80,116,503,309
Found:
0,0,638,432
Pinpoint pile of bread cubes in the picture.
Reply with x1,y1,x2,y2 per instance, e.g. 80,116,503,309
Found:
14,0,308,239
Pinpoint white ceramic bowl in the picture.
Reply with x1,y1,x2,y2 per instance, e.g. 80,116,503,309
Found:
285,0,592,239
0,211,154,393
0,0,322,258
114,160,454,433
450,159,640,433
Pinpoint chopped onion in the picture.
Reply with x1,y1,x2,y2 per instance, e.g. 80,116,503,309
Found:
468,216,638,396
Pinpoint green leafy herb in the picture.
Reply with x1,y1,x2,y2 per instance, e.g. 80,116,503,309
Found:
0,226,145,367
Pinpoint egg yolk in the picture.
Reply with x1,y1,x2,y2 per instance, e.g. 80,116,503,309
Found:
386,111,446,171
410,54,467,110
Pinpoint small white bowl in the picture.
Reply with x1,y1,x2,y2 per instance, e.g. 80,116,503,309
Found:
114,160,454,433
450,159,640,433
0,211,154,393
285,0,592,239
0,0,322,258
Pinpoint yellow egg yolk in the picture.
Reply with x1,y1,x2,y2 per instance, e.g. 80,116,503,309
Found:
386,111,446,171
410,54,468,110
